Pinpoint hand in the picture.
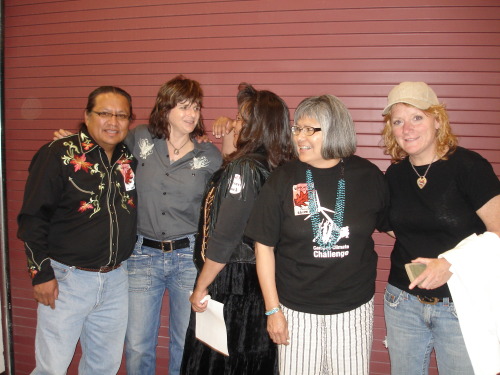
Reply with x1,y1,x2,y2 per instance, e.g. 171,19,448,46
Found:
195,134,212,143
212,117,234,139
409,257,452,290
267,311,290,345
190,288,209,312
33,279,59,309
53,128,73,140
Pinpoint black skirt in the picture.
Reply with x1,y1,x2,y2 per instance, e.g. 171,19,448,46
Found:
181,262,278,375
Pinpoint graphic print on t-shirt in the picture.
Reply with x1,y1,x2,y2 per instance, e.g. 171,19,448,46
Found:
293,183,309,215
292,183,350,259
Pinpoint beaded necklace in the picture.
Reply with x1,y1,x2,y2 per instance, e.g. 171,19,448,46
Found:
305,159,346,247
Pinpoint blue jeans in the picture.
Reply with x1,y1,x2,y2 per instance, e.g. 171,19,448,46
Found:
32,259,128,375
125,235,197,375
384,283,473,375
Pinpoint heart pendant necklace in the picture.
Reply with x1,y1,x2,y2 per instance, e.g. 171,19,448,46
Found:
410,155,436,189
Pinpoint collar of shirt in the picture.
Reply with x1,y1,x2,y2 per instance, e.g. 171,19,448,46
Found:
78,125,130,163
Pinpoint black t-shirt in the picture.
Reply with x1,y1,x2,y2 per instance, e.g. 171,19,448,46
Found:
386,147,500,298
245,156,389,314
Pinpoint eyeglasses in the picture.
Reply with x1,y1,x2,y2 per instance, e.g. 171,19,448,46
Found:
92,111,130,121
291,126,322,136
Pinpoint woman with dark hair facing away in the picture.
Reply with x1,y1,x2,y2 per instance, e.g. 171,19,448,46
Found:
245,94,390,375
381,82,500,375
181,83,296,374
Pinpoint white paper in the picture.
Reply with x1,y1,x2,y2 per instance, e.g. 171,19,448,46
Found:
195,296,229,356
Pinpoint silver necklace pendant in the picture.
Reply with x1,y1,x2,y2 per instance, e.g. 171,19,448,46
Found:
168,138,189,156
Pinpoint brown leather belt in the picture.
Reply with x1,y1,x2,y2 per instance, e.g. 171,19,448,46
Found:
74,264,121,273
417,295,452,304
142,237,191,252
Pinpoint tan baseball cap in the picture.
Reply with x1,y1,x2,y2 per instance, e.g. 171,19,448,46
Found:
382,82,439,115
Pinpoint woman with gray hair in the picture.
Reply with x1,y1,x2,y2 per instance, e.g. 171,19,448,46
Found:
245,94,390,375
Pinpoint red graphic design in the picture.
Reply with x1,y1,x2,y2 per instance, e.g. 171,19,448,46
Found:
294,190,308,207
120,163,134,184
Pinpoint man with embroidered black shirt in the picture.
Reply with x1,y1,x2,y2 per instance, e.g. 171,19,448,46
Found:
18,86,137,374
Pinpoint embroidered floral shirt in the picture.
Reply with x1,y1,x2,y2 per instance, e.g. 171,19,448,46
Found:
18,126,138,285
126,125,222,241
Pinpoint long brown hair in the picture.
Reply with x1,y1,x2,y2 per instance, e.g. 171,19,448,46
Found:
227,83,296,170
148,75,205,139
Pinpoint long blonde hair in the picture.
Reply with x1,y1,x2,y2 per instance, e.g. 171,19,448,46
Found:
381,103,458,163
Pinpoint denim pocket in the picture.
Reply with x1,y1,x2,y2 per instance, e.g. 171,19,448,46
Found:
51,262,73,283
448,302,459,319
176,251,197,289
127,252,153,291
384,285,403,308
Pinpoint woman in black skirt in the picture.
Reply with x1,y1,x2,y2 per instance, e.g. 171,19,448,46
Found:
181,83,295,375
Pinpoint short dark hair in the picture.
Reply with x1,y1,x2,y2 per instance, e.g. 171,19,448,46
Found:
148,75,205,139
294,95,356,159
229,83,296,170
85,86,134,120
80,86,134,130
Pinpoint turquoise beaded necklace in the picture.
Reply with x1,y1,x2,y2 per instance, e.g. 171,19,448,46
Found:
305,159,346,247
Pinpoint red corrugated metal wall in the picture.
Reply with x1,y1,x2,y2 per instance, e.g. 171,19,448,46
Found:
3,1,499,374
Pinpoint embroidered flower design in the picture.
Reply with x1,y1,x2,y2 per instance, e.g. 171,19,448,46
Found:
120,193,135,210
70,154,93,173
138,138,154,159
190,156,209,170
79,132,95,151
78,201,94,212
61,134,135,217
81,139,94,151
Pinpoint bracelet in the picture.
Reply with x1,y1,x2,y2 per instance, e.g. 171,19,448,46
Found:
265,306,280,316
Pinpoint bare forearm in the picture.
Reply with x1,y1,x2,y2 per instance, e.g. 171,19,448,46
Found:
190,259,226,312
255,242,290,345
255,242,280,309
194,258,226,292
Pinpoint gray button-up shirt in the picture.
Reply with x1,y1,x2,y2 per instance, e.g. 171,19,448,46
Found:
126,124,222,241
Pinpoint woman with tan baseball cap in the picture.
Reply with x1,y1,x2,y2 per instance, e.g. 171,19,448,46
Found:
381,82,500,374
